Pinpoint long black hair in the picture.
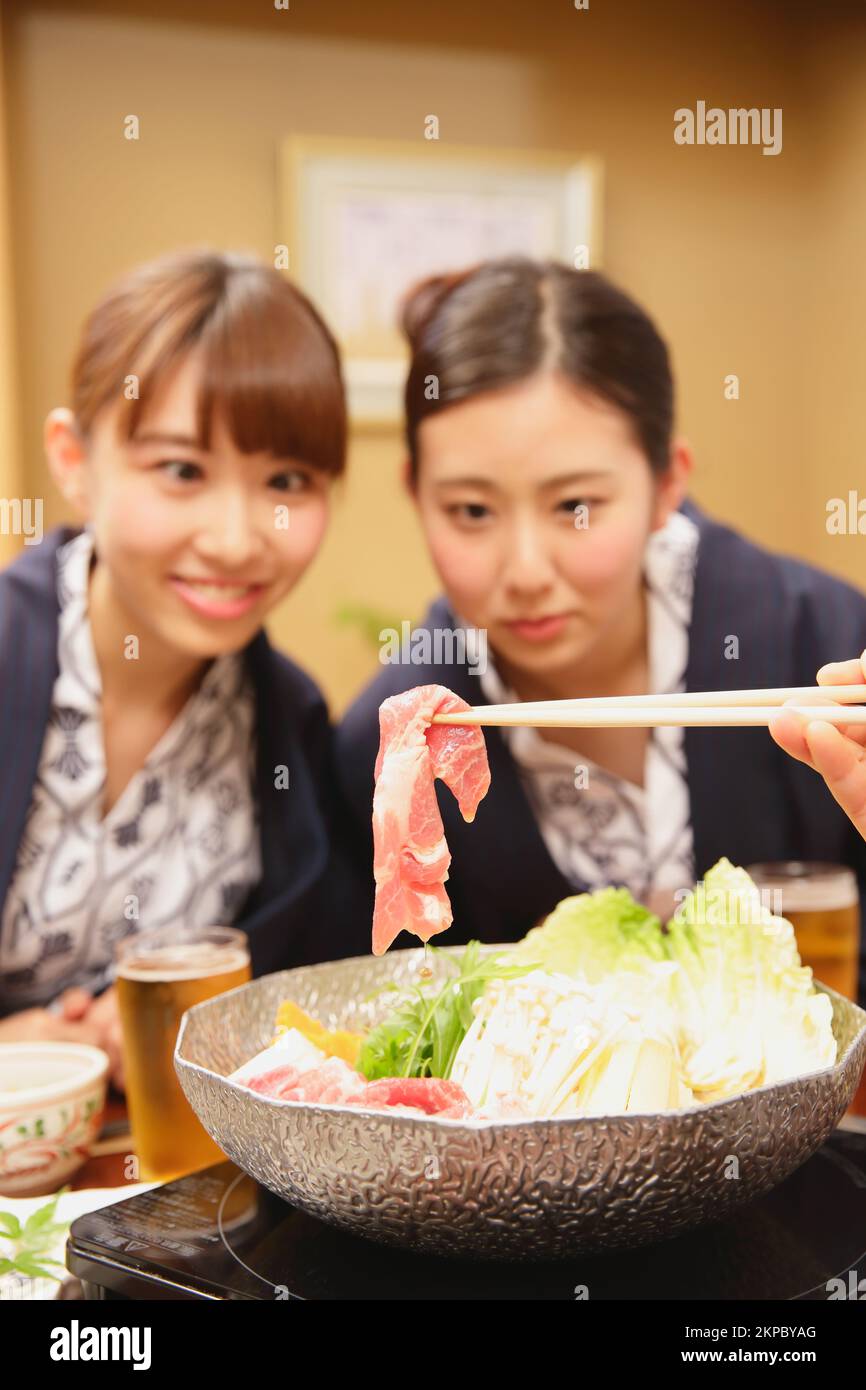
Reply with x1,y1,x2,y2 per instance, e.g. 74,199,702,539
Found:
402,258,673,481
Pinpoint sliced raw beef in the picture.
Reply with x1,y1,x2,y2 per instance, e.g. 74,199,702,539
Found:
349,1076,473,1117
371,685,490,955
244,1058,475,1118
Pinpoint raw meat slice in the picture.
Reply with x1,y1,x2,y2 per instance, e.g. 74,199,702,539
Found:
243,1057,475,1118
371,685,490,955
246,1057,366,1104
245,1063,303,1097
350,1076,473,1117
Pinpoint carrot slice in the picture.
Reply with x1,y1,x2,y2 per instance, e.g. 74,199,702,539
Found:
273,1000,364,1067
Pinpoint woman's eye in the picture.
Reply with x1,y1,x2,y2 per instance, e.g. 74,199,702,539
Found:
447,502,492,524
158,459,203,483
559,497,596,519
269,469,309,493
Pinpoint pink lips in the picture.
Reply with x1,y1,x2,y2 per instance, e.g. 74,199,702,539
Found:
503,614,571,643
169,575,267,621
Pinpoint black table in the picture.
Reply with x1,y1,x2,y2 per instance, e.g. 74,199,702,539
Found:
64,1122,866,1300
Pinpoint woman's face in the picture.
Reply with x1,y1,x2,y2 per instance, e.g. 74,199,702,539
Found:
47,350,331,660
413,371,687,681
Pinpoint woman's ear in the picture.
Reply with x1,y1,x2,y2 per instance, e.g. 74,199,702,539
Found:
651,438,694,531
44,408,91,519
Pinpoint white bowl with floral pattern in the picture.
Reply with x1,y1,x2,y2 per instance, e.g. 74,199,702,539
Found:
0,1044,109,1197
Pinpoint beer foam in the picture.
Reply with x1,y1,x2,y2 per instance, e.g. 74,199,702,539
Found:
117,942,249,982
752,867,858,913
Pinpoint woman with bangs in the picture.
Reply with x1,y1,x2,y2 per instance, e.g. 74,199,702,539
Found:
337,258,866,1004
0,248,363,1081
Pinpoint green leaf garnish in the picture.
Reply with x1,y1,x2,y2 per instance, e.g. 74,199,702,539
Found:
0,1187,71,1284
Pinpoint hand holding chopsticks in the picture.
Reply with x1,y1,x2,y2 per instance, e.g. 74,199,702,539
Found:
431,684,866,729
769,655,866,842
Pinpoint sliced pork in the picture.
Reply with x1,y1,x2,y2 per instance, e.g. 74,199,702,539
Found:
371,685,490,956
245,1056,366,1105
244,1056,474,1117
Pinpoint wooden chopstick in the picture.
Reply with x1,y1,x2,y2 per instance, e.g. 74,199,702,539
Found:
434,706,866,729
431,686,866,730
469,684,866,712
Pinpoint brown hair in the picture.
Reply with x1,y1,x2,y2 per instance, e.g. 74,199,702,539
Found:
401,258,673,482
70,249,346,476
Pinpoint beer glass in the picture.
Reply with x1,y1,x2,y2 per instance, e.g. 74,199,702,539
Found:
116,925,251,1182
747,861,865,1115
746,862,860,1001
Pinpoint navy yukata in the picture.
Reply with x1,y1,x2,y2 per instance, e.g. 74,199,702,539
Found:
0,526,369,1014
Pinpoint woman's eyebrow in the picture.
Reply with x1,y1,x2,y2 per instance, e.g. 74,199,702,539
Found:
132,430,202,448
538,469,613,490
432,468,614,492
432,475,499,490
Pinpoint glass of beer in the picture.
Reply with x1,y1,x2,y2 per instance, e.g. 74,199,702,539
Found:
746,862,860,1000
116,925,251,1182
747,861,865,1116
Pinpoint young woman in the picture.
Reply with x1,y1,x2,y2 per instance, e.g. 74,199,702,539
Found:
336,258,866,1004
0,249,365,1080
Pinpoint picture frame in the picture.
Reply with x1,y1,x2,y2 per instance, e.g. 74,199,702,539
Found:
279,136,604,427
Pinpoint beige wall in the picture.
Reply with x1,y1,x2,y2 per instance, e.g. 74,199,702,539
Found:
0,11,22,567
2,0,862,709
799,13,866,589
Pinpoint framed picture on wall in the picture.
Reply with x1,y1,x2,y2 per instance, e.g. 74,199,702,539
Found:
279,136,603,426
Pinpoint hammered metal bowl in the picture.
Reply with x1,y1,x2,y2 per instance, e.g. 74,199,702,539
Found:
175,947,866,1261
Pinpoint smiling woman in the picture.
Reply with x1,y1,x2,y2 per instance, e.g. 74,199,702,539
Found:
0,249,367,1073
336,258,866,1006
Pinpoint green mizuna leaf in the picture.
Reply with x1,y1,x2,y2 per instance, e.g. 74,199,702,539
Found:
357,942,532,1082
